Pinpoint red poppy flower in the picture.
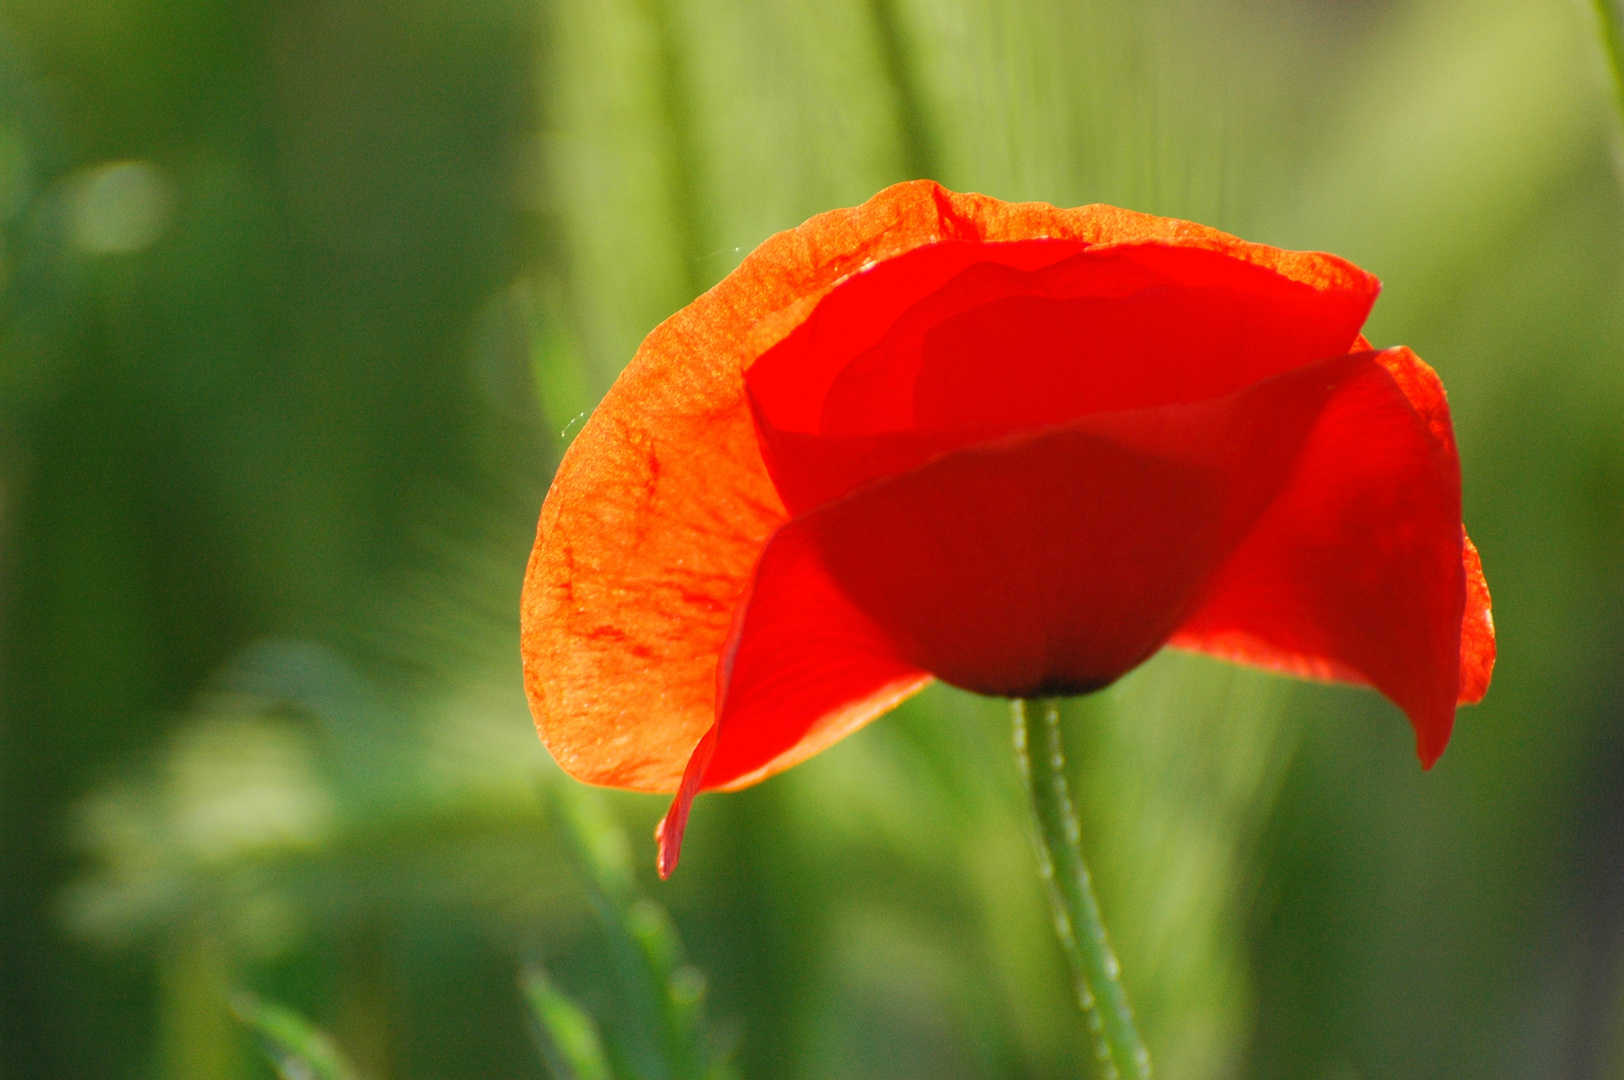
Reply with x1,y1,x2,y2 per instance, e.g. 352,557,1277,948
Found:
521,181,1495,877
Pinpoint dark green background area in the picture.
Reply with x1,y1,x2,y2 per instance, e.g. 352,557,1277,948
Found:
1,1,1622,1078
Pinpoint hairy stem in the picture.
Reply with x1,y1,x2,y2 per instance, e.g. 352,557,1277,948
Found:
1011,697,1150,1080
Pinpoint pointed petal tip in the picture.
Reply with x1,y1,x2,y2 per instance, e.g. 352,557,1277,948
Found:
654,808,682,880
1415,714,1454,771
653,723,718,880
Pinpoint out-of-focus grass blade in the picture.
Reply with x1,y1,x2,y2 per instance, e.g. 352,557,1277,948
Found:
227,991,361,1080
520,965,614,1080
547,780,637,905
1594,0,1624,128
624,897,713,1078
544,782,672,1078
543,782,735,1080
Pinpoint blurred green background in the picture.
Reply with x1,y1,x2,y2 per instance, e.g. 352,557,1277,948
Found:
2,0,1622,1076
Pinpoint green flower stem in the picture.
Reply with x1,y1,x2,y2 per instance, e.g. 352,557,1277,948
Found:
1011,698,1150,1080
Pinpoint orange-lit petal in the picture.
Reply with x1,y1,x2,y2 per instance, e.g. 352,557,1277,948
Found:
521,183,1074,789
1459,532,1495,704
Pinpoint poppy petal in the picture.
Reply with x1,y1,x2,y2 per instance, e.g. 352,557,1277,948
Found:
716,355,1372,717
804,424,1233,696
743,238,1096,435
1169,348,1469,766
653,525,930,877
750,238,1378,442
657,348,1479,866
526,182,1005,792
822,247,1376,436
748,246,1378,517
526,182,1118,791
524,399,784,792
1459,532,1495,704
705,523,929,793
1371,346,1496,702
523,180,1413,795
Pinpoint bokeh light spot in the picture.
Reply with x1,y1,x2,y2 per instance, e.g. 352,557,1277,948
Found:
65,159,175,254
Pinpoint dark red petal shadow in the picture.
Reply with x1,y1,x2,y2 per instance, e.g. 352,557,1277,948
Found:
801,354,1385,696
